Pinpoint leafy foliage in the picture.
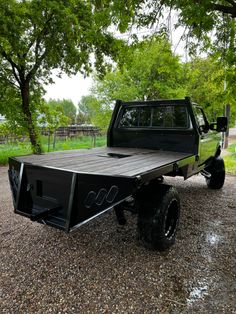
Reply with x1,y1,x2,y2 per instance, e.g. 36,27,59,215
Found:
112,1,236,68
46,99,77,124
94,36,186,103
0,84,42,138
82,37,235,129
78,95,112,130
78,37,187,129
185,57,236,125
39,105,69,132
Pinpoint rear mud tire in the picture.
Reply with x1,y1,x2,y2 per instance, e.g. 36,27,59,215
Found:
137,184,180,251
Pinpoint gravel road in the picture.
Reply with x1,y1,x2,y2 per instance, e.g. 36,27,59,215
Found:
0,166,236,314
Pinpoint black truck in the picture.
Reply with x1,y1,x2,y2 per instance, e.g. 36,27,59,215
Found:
8,97,227,251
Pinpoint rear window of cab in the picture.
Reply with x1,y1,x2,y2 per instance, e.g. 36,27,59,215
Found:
118,105,189,129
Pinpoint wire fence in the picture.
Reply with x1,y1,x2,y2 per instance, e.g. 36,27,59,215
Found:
0,125,104,146
0,135,28,145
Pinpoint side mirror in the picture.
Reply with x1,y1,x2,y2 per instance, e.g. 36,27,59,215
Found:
209,117,228,132
216,117,228,132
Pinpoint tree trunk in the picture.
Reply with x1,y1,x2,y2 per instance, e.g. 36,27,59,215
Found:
21,81,42,154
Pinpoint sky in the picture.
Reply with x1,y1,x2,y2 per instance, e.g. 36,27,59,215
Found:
44,73,93,106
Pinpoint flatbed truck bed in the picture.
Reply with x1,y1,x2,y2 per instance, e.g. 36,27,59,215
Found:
15,147,194,178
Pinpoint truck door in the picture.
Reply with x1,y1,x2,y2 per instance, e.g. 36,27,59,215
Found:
194,106,220,164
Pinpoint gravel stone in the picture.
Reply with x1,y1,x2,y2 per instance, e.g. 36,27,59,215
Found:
0,166,236,313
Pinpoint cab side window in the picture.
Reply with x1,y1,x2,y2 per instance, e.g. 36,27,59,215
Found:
194,107,209,133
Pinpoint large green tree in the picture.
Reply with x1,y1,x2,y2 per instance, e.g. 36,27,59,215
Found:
46,99,77,124
0,0,125,153
94,36,186,103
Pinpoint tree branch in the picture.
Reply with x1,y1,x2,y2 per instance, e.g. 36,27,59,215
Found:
0,66,21,89
1,51,22,86
4,77,20,89
24,13,54,82
225,0,236,7
1,51,20,72
23,13,53,59
212,3,236,17
26,48,48,82
23,38,36,59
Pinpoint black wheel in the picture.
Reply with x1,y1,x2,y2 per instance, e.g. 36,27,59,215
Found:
137,184,180,251
205,157,225,189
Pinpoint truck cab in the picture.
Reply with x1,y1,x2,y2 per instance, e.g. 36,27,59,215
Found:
108,97,226,172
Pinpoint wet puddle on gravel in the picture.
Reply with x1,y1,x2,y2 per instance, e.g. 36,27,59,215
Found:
206,233,223,246
186,230,223,306
187,281,209,305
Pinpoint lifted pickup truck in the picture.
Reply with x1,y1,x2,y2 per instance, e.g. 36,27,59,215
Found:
8,97,227,250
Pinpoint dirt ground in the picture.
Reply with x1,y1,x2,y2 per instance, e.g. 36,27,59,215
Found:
0,165,236,314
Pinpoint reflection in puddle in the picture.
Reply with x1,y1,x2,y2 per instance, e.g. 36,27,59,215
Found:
187,281,208,305
206,233,222,246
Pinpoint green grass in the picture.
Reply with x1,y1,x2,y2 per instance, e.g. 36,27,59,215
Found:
224,143,236,175
227,142,236,153
0,142,32,165
40,135,106,151
0,136,106,165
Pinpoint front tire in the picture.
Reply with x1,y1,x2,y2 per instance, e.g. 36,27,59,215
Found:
137,184,180,251
206,157,225,189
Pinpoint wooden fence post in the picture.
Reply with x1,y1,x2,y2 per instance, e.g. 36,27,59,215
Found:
48,129,51,152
